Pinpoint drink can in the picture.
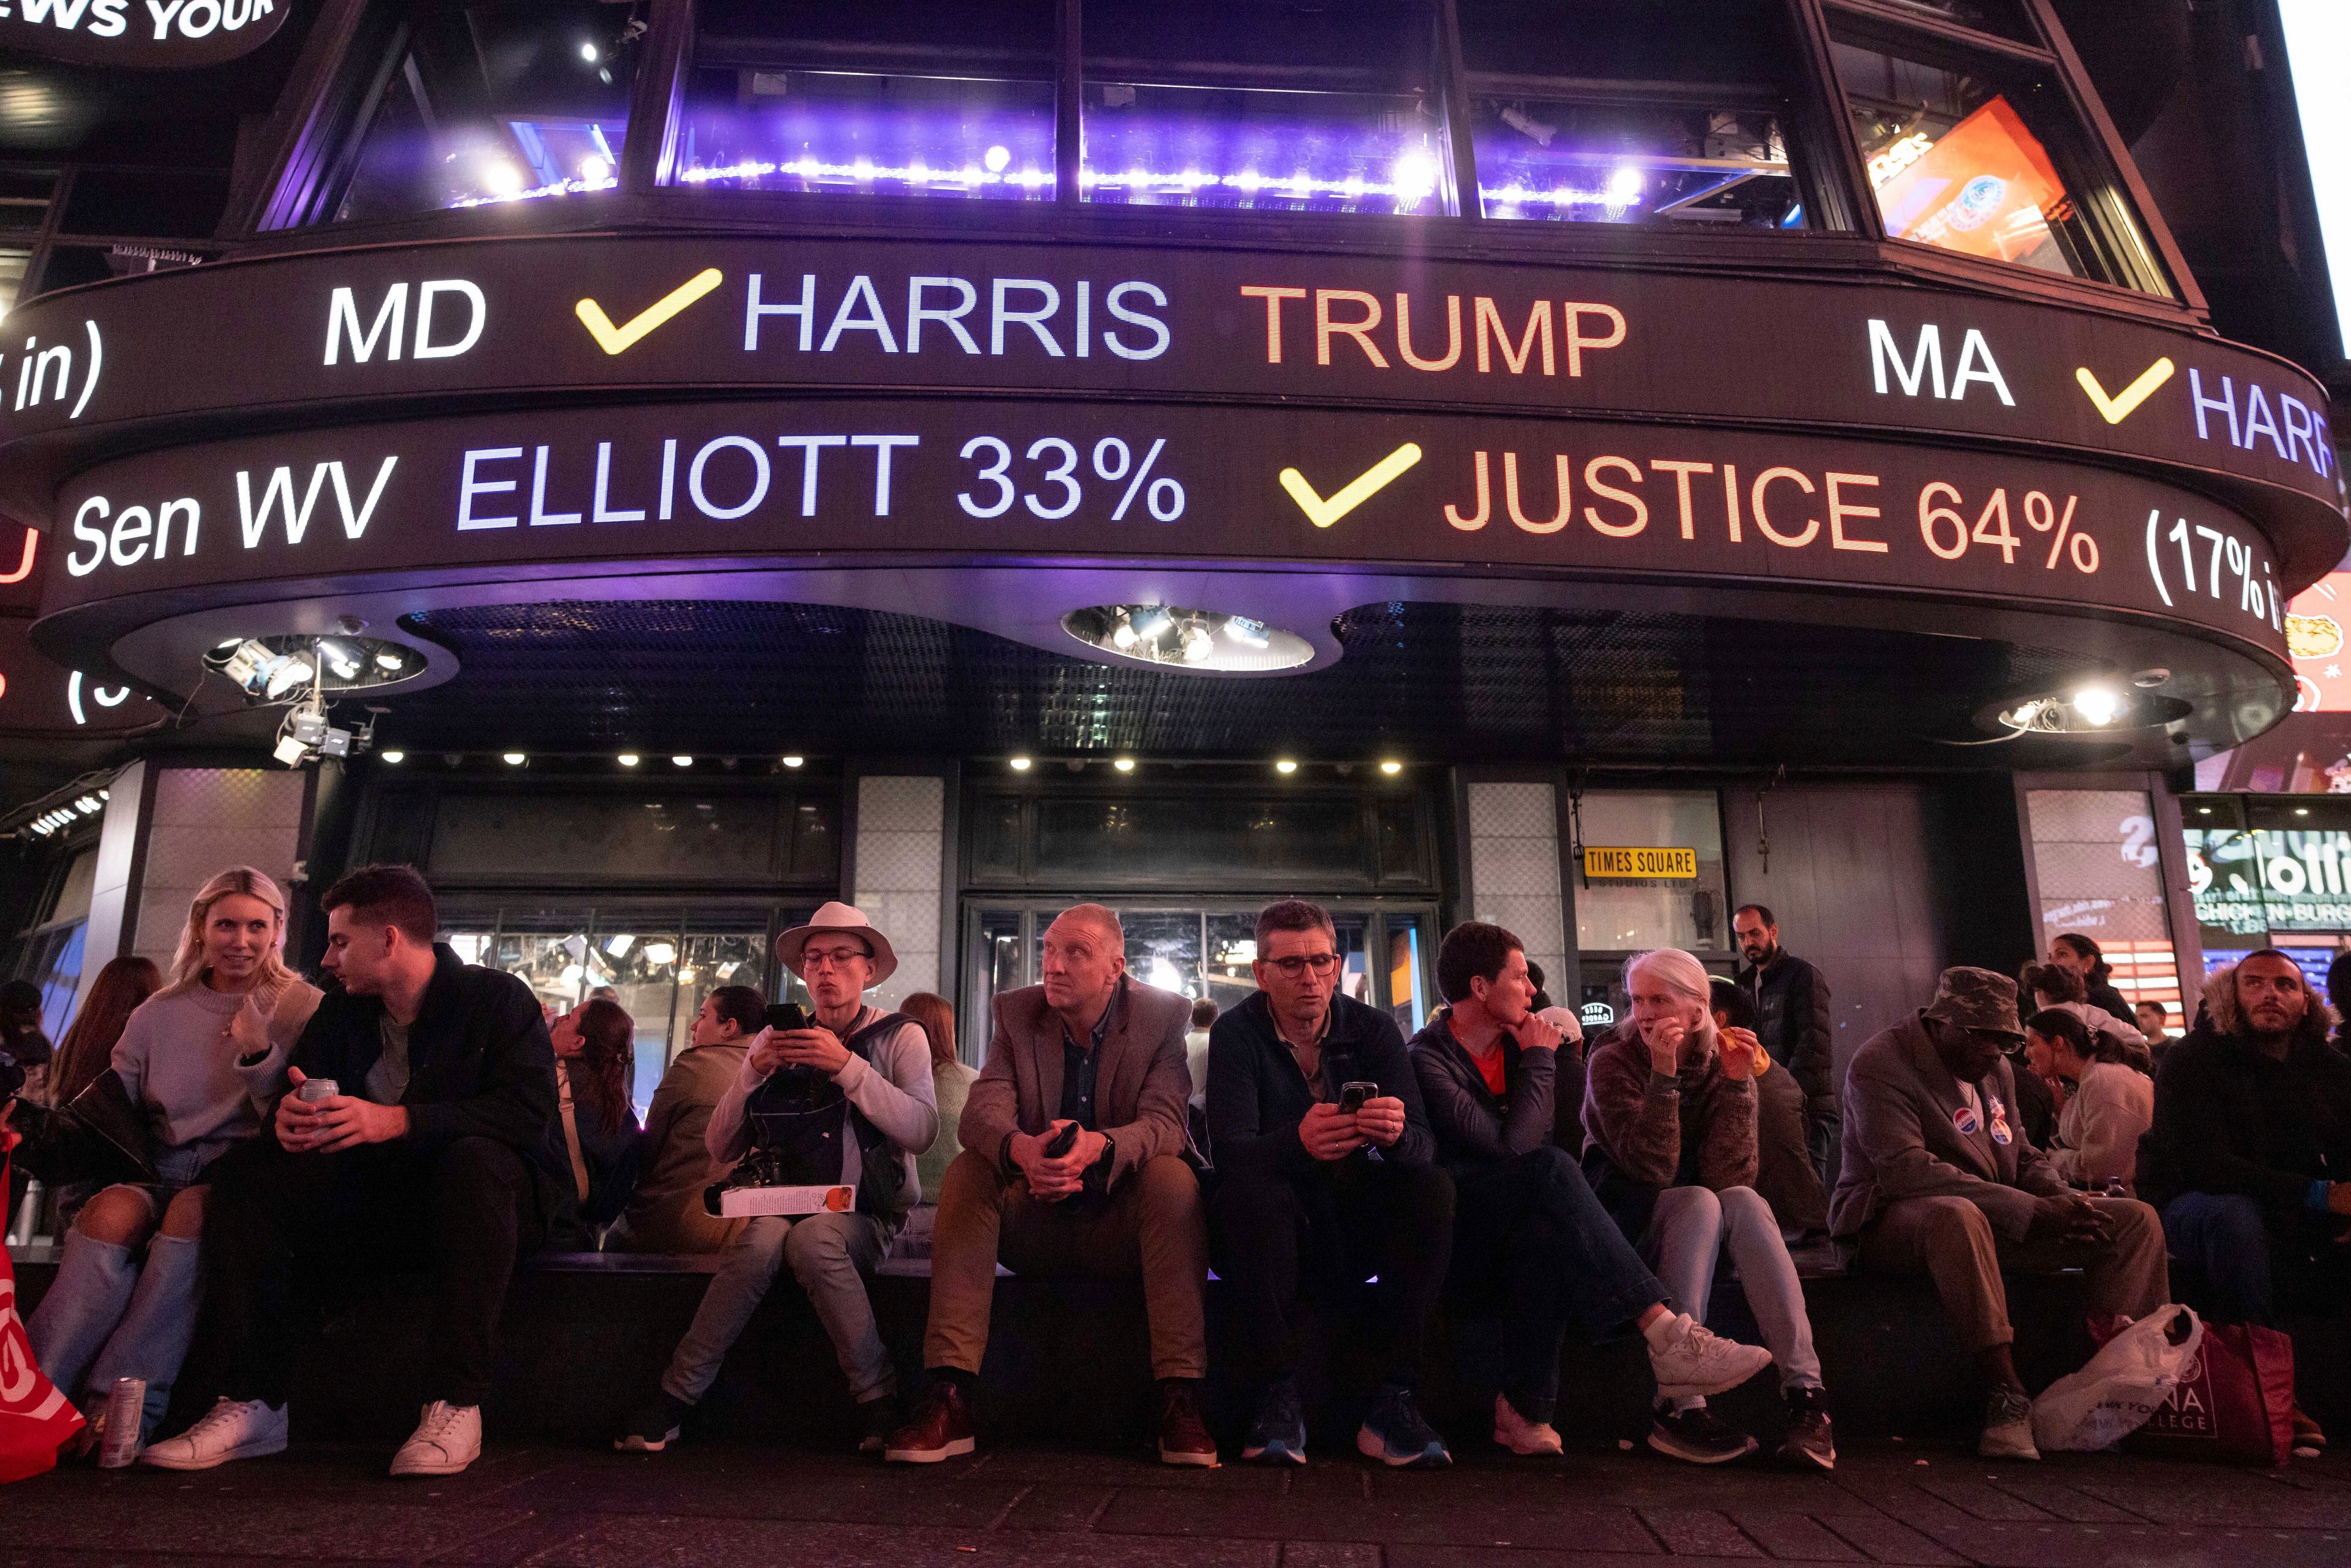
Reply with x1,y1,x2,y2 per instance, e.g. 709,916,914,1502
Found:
98,1376,144,1468
298,1077,339,1103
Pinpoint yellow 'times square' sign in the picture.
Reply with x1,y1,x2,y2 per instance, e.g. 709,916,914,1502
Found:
1583,846,1698,880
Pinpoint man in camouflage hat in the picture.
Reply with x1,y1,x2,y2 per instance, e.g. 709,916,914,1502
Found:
1831,966,2169,1463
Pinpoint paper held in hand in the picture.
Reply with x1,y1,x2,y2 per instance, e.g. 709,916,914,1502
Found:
708,1184,856,1218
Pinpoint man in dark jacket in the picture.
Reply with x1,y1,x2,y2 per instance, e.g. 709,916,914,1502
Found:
1206,899,1454,1468
143,865,564,1478
1412,921,1773,1465
1734,906,1837,1187
2141,950,2351,1452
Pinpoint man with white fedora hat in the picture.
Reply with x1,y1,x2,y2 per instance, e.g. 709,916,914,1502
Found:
616,901,938,1455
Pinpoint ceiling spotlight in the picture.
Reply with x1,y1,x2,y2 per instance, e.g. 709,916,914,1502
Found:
617,752,640,767
381,750,405,765
265,656,315,699
1180,623,1216,663
580,41,599,61
1129,606,1171,642
2297,807,2311,816
781,754,804,768
1067,604,1311,673
2070,686,2124,727
374,650,405,671
1009,755,1033,771
1113,757,1136,773
579,153,611,183
1379,759,1403,775
502,752,527,766
483,160,525,197
672,755,694,768
1275,759,1299,775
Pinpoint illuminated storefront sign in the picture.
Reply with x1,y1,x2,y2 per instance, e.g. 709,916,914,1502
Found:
1583,846,1698,880
0,237,2334,542
2287,572,2351,712
36,399,2290,662
0,0,294,69
2186,825,2351,936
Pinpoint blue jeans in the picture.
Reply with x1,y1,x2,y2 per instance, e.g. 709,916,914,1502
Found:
26,1167,207,1441
2162,1191,2276,1325
1642,1185,1822,1408
1448,1146,1670,1424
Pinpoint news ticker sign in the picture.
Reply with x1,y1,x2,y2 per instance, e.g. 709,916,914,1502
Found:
41,396,2291,662
0,236,2337,563
0,0,291,68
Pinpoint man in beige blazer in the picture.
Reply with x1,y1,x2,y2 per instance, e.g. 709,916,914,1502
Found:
885,904,1215,1467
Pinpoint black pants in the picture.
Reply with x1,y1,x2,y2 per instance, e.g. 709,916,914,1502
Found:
1447,1146,1669,1424
1208,1153,1453,1394
200,1134,546,1408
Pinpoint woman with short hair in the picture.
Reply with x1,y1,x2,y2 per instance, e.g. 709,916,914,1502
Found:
26,868,319,1447
1583,948,1833,1470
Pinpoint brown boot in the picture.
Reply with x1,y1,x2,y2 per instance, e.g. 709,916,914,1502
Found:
1158,1380,1220,1468
884,1381,976,1464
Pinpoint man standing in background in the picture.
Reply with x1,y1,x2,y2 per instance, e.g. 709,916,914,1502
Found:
1734,906,1837,1188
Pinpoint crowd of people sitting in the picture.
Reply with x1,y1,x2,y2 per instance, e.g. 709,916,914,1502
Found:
4,861,2349,1480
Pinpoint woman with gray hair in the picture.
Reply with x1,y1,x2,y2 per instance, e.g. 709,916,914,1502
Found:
1583,948,1834,1470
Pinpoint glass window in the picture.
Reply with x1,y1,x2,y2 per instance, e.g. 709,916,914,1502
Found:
425,791,782,882
1081,1,1452,215
1832,0,2039,44
1382,913,1432,1034
1458,0,1835,230
1032,795,1362,885
1832,26,2158,287
1573,789,1728,953
324,2,640,225
2185,796,2351,971
673,1,1056,200
2024,789,2182,1014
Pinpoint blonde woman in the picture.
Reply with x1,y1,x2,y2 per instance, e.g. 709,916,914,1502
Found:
28,867,320,1447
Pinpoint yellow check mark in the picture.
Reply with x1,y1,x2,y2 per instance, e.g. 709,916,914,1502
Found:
1280,443,1423,528
575,268,724,355
2075,357,2175,425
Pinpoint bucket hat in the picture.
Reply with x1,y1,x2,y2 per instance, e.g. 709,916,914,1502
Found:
1921,965,2023,1038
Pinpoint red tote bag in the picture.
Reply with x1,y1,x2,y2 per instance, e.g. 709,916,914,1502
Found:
0,1159,88,1483
2094,1314,2296,1466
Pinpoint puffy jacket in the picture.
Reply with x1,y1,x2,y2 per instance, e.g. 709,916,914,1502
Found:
1408,1010,1553,1177
1738,952,1834,1108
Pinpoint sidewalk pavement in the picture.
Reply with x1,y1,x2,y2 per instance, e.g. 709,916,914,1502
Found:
6,1434,2351,1567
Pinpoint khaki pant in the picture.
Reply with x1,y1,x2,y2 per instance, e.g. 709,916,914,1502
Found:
1858,1194,2169,1352
924,1147,1208,1380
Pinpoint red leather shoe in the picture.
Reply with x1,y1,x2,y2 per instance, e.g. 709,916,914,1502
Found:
1158,1381,1220,1468
884,1382,977,1464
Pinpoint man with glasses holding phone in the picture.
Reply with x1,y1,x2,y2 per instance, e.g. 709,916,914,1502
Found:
1205,899,1455,1468
1834,966,2168,1461
616,903,937,1456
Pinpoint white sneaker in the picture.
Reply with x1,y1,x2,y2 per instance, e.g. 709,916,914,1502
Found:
390,1401,482,1477
140,1398,288,1471
1978,1387,2041,1461
1493,1392,1563,1457
1648,1313,1775,1401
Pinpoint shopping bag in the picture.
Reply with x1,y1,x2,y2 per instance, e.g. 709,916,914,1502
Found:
2094,1312,2297,1466
2033,1305,2202,1452
0,1158,87,1482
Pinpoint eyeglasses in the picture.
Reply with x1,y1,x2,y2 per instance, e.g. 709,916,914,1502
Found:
1265,953,1341,977
802,946,871,970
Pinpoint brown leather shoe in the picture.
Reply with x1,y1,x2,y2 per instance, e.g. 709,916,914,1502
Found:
884,1382,976,1464
1158,1381,1220,1468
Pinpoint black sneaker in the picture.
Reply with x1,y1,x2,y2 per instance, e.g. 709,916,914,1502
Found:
1356,1386,1451,1469
1242,1379,1307,1466
1647,1403,1760,1465
856,1395,902,1455
614,1390,694,1454
1777,1386,1835,1471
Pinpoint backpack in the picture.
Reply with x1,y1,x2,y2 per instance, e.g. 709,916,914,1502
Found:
740,1012,910,1214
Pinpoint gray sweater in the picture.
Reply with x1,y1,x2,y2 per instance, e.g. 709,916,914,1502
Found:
705,1005,939,1212
111,973,321,1171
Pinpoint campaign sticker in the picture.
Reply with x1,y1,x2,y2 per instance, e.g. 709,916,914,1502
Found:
1953,1105,1981,1136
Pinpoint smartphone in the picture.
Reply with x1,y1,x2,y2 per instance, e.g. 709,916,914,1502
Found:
765,1002,809,1033
1042,1120,1081,1158
1338,1080,1379,1115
